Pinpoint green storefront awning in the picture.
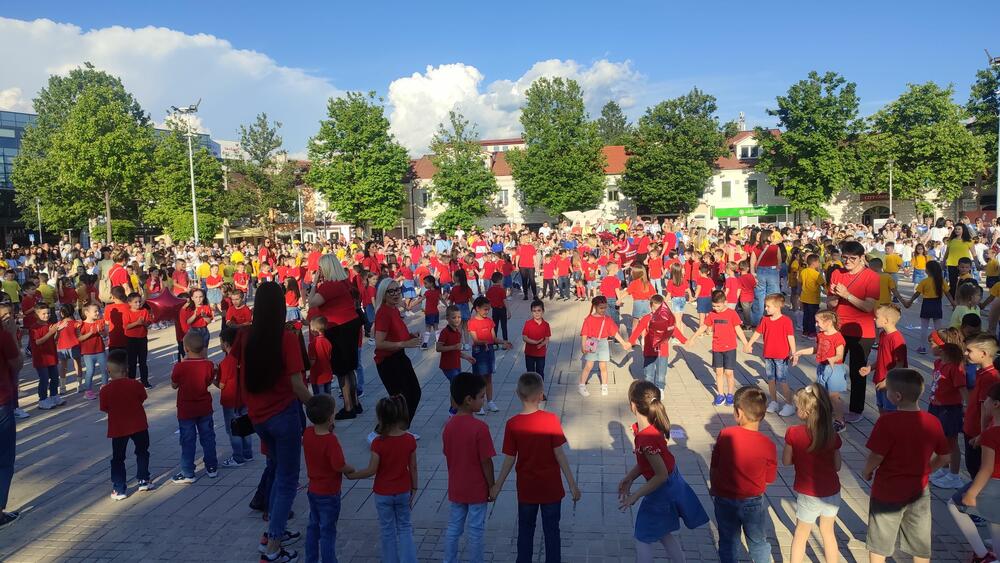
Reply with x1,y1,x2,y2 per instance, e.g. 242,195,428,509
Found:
713,205,788,218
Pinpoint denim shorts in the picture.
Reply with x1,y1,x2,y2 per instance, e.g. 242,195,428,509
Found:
457,303,471,322
583,338,611,362
696,297,712,314
928,403,963,436
795,492,841,524
425,313,439,327
472,345,495,376
58,346,81,361
711,349,736,370
763,358,788,382
442,368,460,381
669,297,687,313
817,363,848,394
875,387,897,412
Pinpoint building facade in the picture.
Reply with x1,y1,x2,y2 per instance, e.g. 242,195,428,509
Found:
0,110,37,246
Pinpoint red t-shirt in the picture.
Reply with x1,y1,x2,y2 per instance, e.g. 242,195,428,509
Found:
99,378,148,438
171,271,190,294
109,263,130,289
965,366,1000,438
554,256,570,277
233,271,250,290
20,294,39,329
541,259,556,280
627,280,655,300
218,353,241,409
629,308,687,358
753,244,781,268
784,425,842,497
30,324,57,368
929,359,966,406
443,414,496,503
423,288,441,316
308,333,334,386
501,410,567,504
581,314,618,339
285,290,300,307
485,285,506,309
303,427,347,495
206,275,223,288
599,276,621,299
372,433,417,495
105,303,129,348
56,319,80,350
0,330,20,407
516,245,536,269
373,305,411,364
79,320,106,355
187,305,213,328
867,410,949,503
241,330,306,424
980,426,1000,479
705,308,742,352
123,308,151,339
694,276,714,298
316,280,358,326
438,325,462,370
723,277,741,304
171,358,215,419
738,274,756,303
226,305,252,327
816,331,845,365
632,423,675,480
829,268,880,338
647,257,664,279
709,426,777,499
873,330,907,384
755,315,794,359
449,285,473,305
522,319,551,358
467,316,496,345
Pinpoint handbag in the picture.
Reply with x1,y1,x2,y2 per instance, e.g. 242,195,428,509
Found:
583,317,607,353
230,331,255,438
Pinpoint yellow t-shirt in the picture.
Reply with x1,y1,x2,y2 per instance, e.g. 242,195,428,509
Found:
37,283,56,305
883,253,902,274
989,283,1000,299
799,268,823,305
946,239,974,267
230,250,245,264
912,255,927,271
986,258,1000,277
2,280,20,303
878,273,896,305
916,277,948,299
788,261,801,288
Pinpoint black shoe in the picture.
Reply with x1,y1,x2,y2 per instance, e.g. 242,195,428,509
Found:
260,547,298,562
354,402,363,414
143,382,153,389
334,408,357,420
0,511,19,528
249,501,267,512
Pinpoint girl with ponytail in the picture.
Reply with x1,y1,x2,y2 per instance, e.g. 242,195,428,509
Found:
619,381,708,562
783,384,842,563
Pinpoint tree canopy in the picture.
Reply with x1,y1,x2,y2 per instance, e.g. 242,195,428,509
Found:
427,111,498,232
967,66,1000,181
595,100,633,145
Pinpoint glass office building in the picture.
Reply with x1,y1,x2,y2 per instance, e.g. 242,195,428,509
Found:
0,110,36,246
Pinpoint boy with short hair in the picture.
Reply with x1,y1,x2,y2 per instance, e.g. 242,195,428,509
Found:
436,306,475,415
123,293,152,389
99,349,153,500
859,305,908,414
710,385,777,563
882,242,902,284
442,372,495,563
868,258,903,307
862,368,951,563
745,293,797,416
798,253,824,337
737,261,755,328
303,394,355,563
963,336,1000,479
692,290,750,406
225,289,252,328
492,372,581,563
30,304,61,409
170,331,218,483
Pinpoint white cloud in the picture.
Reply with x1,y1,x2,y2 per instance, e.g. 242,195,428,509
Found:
388,59,644,155
0,17,340,151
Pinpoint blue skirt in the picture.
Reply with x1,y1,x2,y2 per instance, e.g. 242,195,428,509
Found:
457,302,471,321
920,297,943,320
635,469,709,543
401,280,416,298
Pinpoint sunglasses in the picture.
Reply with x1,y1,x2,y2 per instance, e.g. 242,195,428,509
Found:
385,287,401,295
843,255,863,262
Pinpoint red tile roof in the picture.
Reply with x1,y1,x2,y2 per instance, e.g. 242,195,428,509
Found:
410,156,438,180
603,146,627,174
491,152,511,176
478,138,524,146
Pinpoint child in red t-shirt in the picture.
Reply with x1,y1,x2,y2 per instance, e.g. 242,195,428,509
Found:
99,349,152,500
692,291,750,407
308,316,335,396
31,304,61,409
303,394,356,563
737,261,755,328
522,300,551,380
410,275,441,349
216,327,253,467
492,372,580,563
170,332,218,482
710,386,777,562
468,297,513,415
859,305,907,415
783,385,843,563
927,341,968,489
745,294,797,417
346,395,418,561
436,306,475,415
442,372,496,561
629,295,687,391
224,289,252,328
124,293,153,388
793,310,848,431
55,303,83,396
963,336,1000,480
485,272,510,342
863,369,950,562
78,303,109,400
579,296,632,397
620,380,708,560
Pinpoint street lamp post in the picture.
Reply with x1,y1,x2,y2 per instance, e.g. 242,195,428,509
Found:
169,100,202,245
888,159,894,215
35,197,42,242
994,86,1000,218
297,186,305,242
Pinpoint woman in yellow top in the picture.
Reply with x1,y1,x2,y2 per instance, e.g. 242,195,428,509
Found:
911,242,928,284
984,246,1000,289
942,224,975,299
902,260,953,353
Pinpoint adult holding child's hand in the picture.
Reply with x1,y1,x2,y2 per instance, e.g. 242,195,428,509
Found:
373,278,422,434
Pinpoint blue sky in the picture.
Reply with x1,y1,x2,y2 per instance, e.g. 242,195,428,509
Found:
1,1,996,155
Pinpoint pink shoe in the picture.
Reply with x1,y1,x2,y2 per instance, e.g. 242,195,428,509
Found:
85,390,97,400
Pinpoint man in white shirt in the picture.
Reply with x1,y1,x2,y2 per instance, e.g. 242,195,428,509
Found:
538,222,552,239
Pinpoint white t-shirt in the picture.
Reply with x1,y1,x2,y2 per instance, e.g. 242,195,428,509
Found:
929,227,949,243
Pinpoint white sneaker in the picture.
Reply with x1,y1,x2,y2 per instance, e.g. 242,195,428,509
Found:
778,403,797,417
766,401,780,414
366,431,379,445
475,406,486,416
578,384,590,397
601,384,609,396
12,408,29,419
53,395,66,406
37,398,53,410
487,401,499,412
110,491,127,501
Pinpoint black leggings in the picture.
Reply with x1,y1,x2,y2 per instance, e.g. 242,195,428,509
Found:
376,351,421,424
844,335,875,414
519,267,537,299
127,337,149,385
947,265,960,299
492,306,509,341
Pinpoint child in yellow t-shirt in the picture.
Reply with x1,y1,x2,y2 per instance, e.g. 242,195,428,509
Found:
787,250,802,312
911,243,928,284
798,253,824,337
882,242,902,282
983,247,999,289
869,258,902,306
903,261,951,353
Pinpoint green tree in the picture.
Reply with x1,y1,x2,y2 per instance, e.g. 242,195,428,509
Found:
307,91,410,230
12,63,151,240
427,111,498,231
618,88,728,214
968,66,1000,181
142,128,225,242
223,113,297,232
754,71,863,217
507,77,606,215
868,82,985,205
239,112,284,167
595,100,633,145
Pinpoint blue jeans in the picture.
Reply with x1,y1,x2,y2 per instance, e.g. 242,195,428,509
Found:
751,267,780,327
525,355,546,379
188,326,210,350
254,400,303,540
374,492,417,563
178,414,217,477
642,355,668,388
311,382,332,396
445,502,487,563
713,495,772,563
356,347,365,395
82,352,108,390
558,276,570,299
222,406,253,463
607,297,621,325
36,365,58,400
306,492,341,563
0,404,14,510
517,501,561,563
111,430,149,494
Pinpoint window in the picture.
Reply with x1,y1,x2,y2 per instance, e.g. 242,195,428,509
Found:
497,189,509,206
750,146,760,158
607,189,620,202
418,190,430,207
774,181,782,197
0,129,14,138
721,181,731,198
747,179,758,204
740,146,749,159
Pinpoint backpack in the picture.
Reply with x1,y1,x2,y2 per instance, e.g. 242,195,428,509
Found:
98,277,112,303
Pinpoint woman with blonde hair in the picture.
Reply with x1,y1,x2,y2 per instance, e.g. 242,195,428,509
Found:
308,254,363,418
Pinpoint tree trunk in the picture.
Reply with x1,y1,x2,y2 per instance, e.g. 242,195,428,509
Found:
104,189,113,243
